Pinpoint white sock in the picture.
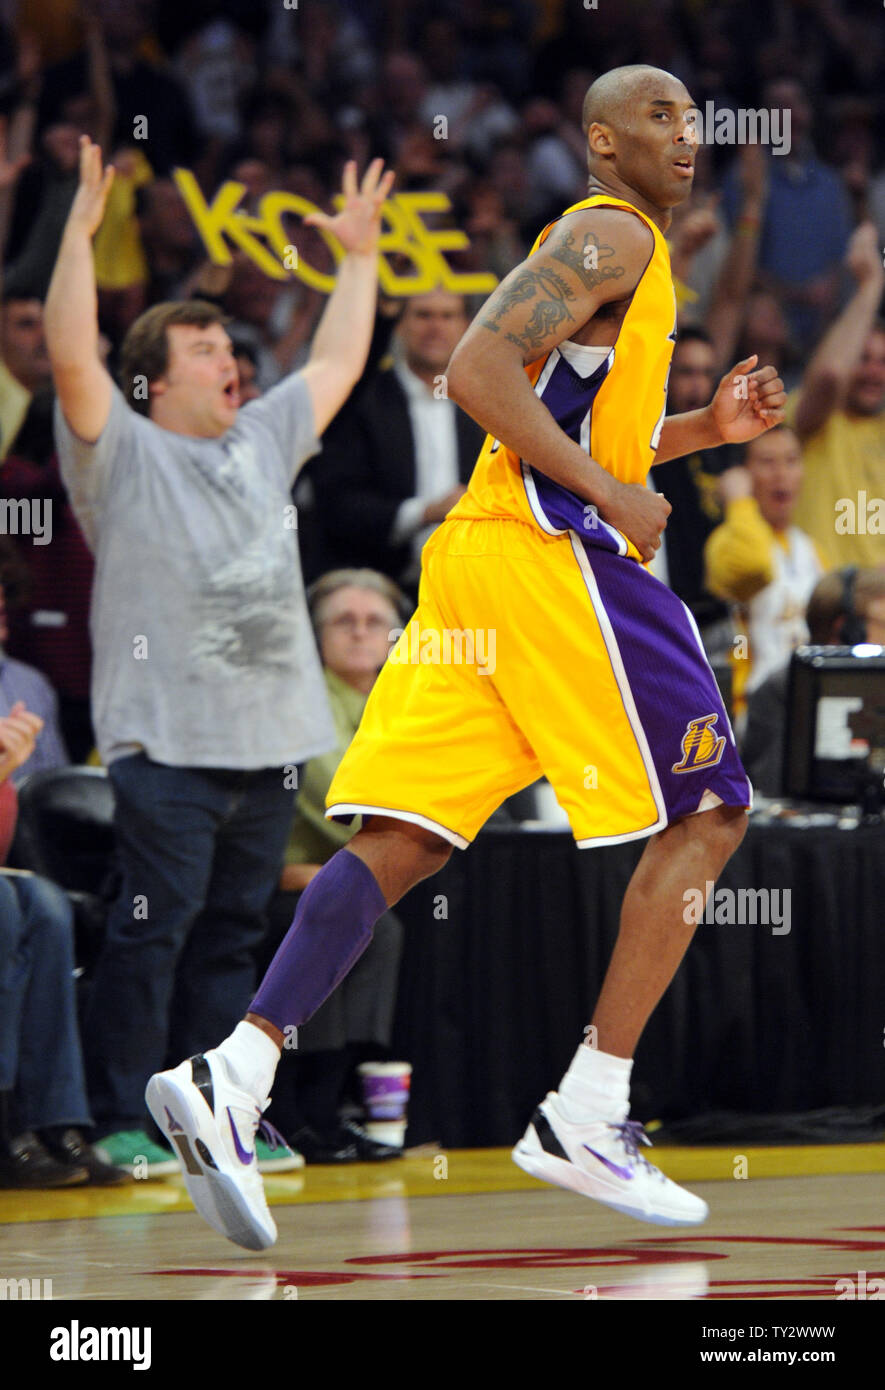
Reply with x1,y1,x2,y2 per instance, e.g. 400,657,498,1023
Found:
556,1041,632,1123
213,1021,281,1104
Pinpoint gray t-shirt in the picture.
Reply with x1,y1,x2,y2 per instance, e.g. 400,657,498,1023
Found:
55,373,336,768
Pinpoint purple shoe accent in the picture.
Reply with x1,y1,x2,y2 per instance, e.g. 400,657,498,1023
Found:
227,1108,255,1165
256,1117,288,1152
583,1121,654,1181
250,849,386,1032
583,1146,635,1181
164,1106,183,1133
611,1119,653,1162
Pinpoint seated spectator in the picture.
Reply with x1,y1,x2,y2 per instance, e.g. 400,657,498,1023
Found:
788,223,885,571
172,18,256,152
134,176,202,306
0,699,124,1187
742,567,885,797
720,78,852,349
418,17,518,166
734,290,797,392
460,183,525,284
668,179,724,327
521,96,584,224
221,251,324,391
704,427,825,712
256,569,409,1163
376,51,429,163
871,159,885,264
1,390,94,761
36,0,197,178
0,541,69,780
2,126,79,306
699,145,799,391
0,292,52,458
229,337,262,407
828,97,876,234
316,289,486,594
649,327,734,650
294,297,403,587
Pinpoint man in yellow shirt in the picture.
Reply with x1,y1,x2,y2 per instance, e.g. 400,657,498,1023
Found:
788,222,885,570
705,426,826,709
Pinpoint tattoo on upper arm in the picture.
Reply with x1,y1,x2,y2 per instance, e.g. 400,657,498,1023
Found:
551,229,626,292
479,265,577,351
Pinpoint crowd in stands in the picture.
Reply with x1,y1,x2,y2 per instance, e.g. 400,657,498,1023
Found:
0,0,882,1185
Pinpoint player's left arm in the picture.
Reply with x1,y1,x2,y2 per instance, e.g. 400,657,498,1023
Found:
653,353,785,465
299,159,394,436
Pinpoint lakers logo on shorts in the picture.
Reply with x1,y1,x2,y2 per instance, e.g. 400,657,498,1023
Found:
672,713,726,774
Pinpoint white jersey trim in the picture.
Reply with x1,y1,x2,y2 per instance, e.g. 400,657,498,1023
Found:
325,802,470,850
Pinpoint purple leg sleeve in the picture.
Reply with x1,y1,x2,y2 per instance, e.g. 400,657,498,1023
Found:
249,849,387,1032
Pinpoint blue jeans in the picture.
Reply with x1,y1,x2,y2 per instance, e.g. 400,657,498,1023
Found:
0,872,91,1129
83,754,295,1129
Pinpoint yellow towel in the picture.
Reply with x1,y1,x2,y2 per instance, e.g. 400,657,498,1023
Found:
93,150,154,291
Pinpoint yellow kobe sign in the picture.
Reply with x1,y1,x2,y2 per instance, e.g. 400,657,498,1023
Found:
173,169,499,297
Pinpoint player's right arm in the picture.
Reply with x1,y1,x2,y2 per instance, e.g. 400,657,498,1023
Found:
44,136,115,443
446,208,671,560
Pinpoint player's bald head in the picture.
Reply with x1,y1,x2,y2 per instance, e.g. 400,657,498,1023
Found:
582,65,688,136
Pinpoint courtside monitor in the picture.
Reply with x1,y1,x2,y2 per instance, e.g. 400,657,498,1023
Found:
784,646,885,808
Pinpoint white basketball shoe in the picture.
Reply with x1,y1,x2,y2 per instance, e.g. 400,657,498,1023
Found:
146,1052,278,1251
512,1092,708,1226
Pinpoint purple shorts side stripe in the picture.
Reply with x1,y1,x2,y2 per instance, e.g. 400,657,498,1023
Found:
570,536,752,824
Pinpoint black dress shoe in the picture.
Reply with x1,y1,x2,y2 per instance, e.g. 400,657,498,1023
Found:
289,1122,403,1164
288,1124,359,1163
0,1130,89,1189
340,1119,403,1161
40,1128,130,1186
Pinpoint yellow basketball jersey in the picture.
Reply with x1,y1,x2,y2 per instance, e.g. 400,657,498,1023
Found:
449,193,677,560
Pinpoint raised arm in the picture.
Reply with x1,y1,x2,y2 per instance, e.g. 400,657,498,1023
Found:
706,144,769,370
445,208,671,561
44,136,114,442
704,466,776,603
0,34,42,266
793,222,885,441
299,159,394,436
82,4,115,156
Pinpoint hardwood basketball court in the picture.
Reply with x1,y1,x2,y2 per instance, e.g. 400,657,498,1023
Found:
2,1143,883,1302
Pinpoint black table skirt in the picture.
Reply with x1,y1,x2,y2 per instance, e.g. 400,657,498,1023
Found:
390,822,885,1147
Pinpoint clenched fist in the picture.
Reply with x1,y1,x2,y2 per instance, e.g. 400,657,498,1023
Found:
597,479,671,562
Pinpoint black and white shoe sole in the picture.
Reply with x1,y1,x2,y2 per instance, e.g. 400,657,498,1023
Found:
146,1059,277,1252
511,1108,707,1227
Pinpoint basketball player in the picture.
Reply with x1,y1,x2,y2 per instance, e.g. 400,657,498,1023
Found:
148,66,785,1249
